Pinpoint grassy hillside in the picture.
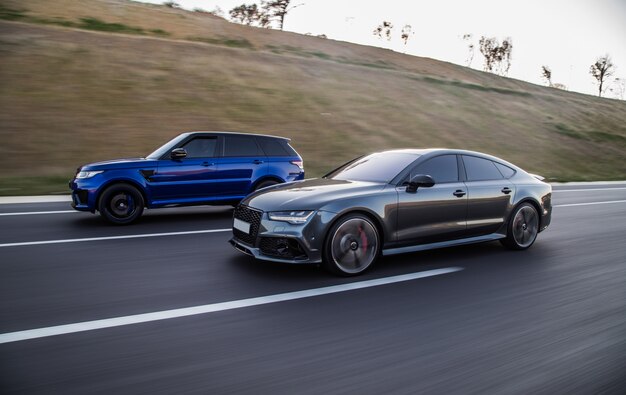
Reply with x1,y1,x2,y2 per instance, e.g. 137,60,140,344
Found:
0,0,625,195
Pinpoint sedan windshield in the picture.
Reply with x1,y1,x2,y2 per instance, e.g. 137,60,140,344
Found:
326,152,419,183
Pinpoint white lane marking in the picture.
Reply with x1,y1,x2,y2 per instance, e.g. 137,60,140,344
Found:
553,187,626,193
0,229,231,248
0,267,463,344
554,200,626,208
0,210,77,216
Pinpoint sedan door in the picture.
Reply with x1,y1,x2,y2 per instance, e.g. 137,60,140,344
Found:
149,136,220,203
461,155,516,236
395,155,468,245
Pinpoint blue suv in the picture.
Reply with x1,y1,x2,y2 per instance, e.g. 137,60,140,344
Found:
69,132,304,224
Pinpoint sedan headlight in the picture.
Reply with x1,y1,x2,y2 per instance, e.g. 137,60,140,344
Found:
268,210,314,225
75,170,103,179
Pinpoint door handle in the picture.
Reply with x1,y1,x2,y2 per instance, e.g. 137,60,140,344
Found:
253,160,264,165
453,190,466,197
202,162,215,167
501,187,512,194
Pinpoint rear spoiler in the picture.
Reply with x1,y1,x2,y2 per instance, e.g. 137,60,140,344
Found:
529,173,545,181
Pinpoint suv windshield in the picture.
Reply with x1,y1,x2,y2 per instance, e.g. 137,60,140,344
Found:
146,134,188,159
326,152,419,183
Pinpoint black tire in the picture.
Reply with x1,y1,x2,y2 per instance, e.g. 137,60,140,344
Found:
500,202,539,250
254,180,279,191
98,184,144,225
323,213,380,276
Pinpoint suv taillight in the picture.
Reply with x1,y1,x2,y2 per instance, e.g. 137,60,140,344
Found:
291,160,304,170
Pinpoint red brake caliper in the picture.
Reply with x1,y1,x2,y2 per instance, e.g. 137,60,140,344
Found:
359,226,368,252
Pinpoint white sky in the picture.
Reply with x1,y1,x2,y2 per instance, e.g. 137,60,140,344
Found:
136,0,626,98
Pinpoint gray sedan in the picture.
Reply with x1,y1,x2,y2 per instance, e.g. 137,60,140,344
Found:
229,149,552,276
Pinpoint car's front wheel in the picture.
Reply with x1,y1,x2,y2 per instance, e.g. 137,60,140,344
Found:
501,202,539,250
98,184,144,225
323,214,380,276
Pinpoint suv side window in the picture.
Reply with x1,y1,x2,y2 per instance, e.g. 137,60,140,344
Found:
410,155,459,183
181,137,217,158
224,135,263,157
463,155,504,181
258,137,290,156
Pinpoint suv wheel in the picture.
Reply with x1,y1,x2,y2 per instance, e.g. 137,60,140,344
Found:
254,180,279,191
98,184,144,225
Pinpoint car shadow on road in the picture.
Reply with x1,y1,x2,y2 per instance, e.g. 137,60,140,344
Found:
228,240,553,281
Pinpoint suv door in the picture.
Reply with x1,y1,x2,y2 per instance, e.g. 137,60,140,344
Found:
395,155,468,245
150,135,220,203
461,155,515,236
217,134,268,197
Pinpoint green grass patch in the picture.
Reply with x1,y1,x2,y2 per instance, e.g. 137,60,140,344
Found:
78,17,145,34
189,36,254,49
0,176,71,196
149,28,169,36
0,5,26,21
419,76,532,97
549,124,626,145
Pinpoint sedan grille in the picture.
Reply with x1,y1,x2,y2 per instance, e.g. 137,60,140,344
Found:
233,205,262,245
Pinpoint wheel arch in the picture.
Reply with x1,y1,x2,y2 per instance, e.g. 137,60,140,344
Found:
251,175,285,191
323,208,386,251
96,179,148,211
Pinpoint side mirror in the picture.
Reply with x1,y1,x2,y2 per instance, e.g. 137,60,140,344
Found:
406,174,435,193
170,148,187,160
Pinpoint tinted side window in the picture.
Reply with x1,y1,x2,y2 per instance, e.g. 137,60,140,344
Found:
412,155,458,183
224,135,262,157
494,162,516,178
463,155,503,181
181,137,217,158
258,138,289,156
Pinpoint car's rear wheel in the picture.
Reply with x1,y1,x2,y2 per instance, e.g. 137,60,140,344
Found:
323,214,380,276
501,202,539,250
254,180,279,191
98,184,144,225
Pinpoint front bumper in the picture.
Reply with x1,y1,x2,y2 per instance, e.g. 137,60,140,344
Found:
229,206,336,264
69,179,98,212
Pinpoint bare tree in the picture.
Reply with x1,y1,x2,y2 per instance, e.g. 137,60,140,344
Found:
589,55,615,97
229,4,262,26
164,1,180,8
461,33,474,68
400,24,413,46
263,0,303,30
541,65,552,87
479,36,513,76
373,21,393,41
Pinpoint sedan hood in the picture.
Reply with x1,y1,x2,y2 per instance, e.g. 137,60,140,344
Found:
242,178,387,212
80,158,158,171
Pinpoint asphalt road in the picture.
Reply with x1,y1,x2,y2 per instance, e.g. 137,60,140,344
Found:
1,184,625,394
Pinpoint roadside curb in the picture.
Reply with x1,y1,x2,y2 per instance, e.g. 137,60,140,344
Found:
0,195,72,204
1,181,625,204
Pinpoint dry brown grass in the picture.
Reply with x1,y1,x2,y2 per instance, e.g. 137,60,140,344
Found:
0,0,625,194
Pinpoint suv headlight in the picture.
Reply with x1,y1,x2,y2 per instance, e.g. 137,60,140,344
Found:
268,210,314,224
76,171,103,179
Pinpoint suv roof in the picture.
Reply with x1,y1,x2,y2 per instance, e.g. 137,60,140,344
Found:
181,131,291,141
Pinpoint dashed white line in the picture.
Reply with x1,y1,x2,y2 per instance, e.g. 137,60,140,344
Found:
0,267,463,344
553,200,626,208
0,228,231,248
